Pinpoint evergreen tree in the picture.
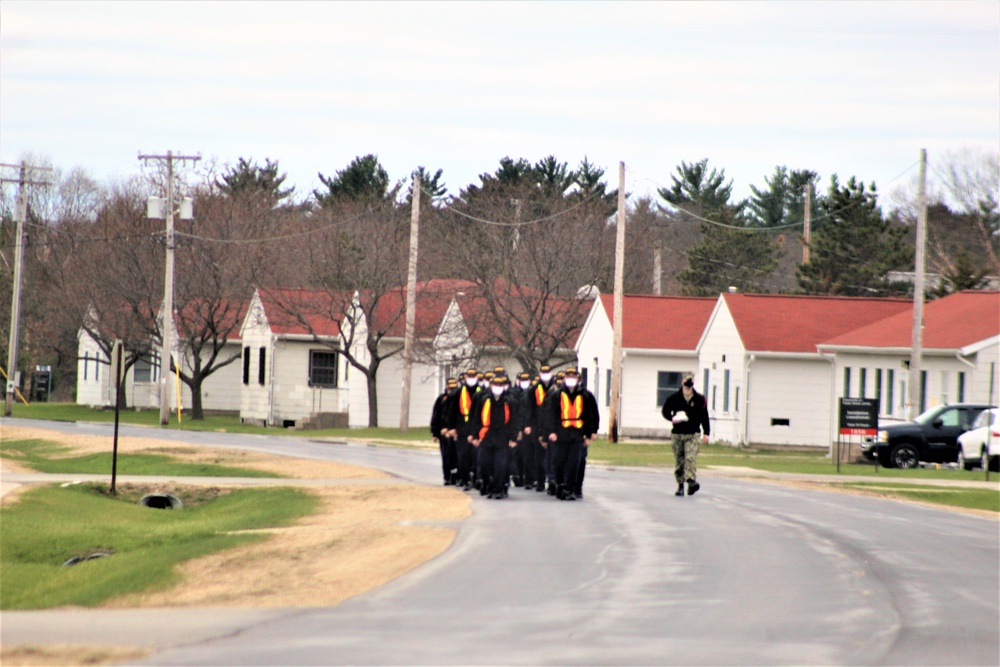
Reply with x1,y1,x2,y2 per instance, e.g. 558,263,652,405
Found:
748,166,790,227
216,157,294,205
932,247,991,296
657,158,744,216
797,176,912,296
314,154,399,207
678,207,783,296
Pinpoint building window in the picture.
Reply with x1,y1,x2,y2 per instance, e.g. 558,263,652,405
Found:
875,369,883,411
309,350,339,388
242,347,250,385
134,357,153,383
886,369,894,416
843,367,852,398
605,369,612,407
920,370,927,413
83,352,89,381
580,367,589,392
723,370,731,413
958,372,966,402
656,371,682,407
702,368,709,397
258,347,266,386
859,368,867,398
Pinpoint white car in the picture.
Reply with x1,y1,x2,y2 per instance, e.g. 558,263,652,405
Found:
957,408,1000,471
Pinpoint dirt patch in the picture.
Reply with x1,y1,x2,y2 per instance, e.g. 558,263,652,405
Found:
1,426,472,610
104,484,470,608
0,645,149,667
0,425,387,479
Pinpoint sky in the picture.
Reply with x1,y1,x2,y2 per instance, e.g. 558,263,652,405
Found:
1,0,997,205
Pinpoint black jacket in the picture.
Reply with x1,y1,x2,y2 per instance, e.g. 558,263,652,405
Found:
661,389,710,436
543,386,600,442
430,391,450,439
446,383,482,438
470,391,519,448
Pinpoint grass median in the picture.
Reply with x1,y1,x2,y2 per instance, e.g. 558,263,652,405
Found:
1,482,317,609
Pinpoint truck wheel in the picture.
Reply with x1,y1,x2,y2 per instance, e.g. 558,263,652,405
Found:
891,444,919,469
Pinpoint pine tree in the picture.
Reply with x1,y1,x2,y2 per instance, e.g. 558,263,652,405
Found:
797,176,912,296
678,207,783,295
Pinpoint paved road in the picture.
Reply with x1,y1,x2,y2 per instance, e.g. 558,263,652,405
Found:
2,419,998,666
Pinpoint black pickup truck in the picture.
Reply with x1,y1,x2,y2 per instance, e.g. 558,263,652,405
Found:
860,403,994,469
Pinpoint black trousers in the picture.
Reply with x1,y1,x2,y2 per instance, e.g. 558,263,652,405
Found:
438,436,457,482
553,438,584,494
576,443,588,494
479,445,509,494
455,435,475,486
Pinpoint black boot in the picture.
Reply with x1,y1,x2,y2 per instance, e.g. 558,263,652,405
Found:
675,483,685,496
687,480,700,496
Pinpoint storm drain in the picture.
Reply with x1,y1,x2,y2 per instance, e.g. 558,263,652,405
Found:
139,493,183,510
63,552,111,567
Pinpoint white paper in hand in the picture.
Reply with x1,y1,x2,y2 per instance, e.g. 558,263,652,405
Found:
672,413,689,424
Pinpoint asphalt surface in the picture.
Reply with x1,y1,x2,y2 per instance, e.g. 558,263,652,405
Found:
2,419,998,666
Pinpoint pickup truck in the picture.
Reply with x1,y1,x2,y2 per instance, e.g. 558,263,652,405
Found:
860,403,994,469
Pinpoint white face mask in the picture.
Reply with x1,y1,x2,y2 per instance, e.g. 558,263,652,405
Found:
540,372,552,383
564,378,578,390
519,381,530,391
491,386,504,398
466,378,478,388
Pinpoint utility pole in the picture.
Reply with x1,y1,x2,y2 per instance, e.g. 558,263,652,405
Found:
2,161,52,416
139,150,200,426
400,171,421,432
908,149,928,419
608,161,626,443
652,238,662,295
802,182,812,264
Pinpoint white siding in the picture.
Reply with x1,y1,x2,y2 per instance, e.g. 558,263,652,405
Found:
746,357,834,448
697,300,746,444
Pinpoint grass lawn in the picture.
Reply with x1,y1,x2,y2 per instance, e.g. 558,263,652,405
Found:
0,483,317,609
1,438,280,478
840,482,1000,513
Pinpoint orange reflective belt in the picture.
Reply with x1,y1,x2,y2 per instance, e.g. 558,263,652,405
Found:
460,387,473,422
560,392,584,429
534,384,546,406
479,399,510,440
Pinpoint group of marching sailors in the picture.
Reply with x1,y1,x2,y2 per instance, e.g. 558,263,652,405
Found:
430,365,599,501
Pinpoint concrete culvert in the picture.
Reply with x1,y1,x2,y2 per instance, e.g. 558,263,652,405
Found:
140,493,183,510
63,553,110,567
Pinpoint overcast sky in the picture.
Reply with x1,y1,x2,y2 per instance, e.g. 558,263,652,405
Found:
1,1,997,204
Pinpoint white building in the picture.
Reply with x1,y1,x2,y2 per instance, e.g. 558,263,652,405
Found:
575,294,716,437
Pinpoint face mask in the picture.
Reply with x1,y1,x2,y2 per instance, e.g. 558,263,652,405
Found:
683,381,694,389
491,386,503,398
519,381,530,390
466,378,478,388
564,378,578,390
540,372,552,383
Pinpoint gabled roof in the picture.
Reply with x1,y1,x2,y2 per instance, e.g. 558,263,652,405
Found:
819,290,1000,351
256,288,349,337
174,298,247,341
369,279,477,339
598,294,716,351
721,293,912,354
454,283,589,351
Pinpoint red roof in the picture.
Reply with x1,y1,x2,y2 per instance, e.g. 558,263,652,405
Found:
722,293,912,353
369,279,477,339
455,284,589,350
820,290,1000,350
256,288,349,337
598,294,716,350
174,298,247,341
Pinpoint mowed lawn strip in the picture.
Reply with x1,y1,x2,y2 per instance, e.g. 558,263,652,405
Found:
839,482,1000,513
0,483,317,609
1,438,280,478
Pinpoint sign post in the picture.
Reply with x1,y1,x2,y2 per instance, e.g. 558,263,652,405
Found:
838,398,879,474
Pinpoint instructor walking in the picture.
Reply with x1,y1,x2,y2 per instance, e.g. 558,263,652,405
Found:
661,372,710,497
